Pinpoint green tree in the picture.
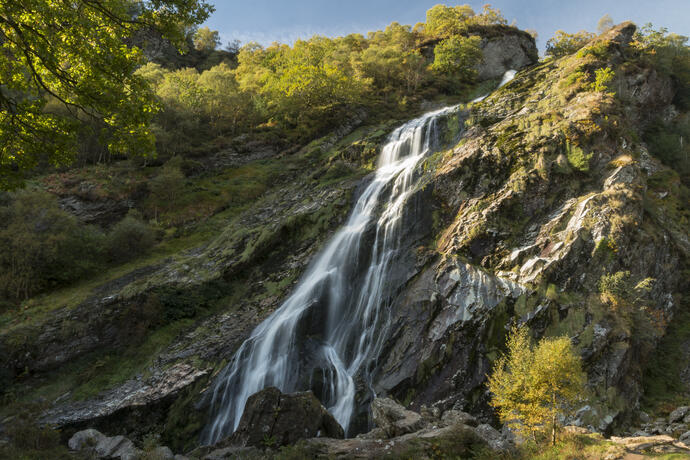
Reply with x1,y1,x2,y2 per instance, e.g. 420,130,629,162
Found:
193,26,220,52
0,189,104,300
431,35,482,81
0,0,213,189
425,4,476,37
545,30,596,58
106,210,157,262
487,326,587,445
597,14,614,34
150,163,185,216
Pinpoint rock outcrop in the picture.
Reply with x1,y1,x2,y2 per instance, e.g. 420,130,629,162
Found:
371,398,425,437
68,429,141,459
226,387,344,448
474,26,538,80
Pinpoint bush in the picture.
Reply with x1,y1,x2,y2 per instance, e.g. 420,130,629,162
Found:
431,35,483,83
546,30,595,58
599,271,631,306
487,326,587,445
0,189,104,301
149,163,185,215
106,210,157,262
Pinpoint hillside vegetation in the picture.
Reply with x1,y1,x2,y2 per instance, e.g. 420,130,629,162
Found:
0,3,689,460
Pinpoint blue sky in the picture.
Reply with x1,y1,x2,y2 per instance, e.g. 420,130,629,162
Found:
203,0,690,53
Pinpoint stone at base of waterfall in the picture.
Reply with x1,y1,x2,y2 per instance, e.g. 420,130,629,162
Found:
68,429,141,459
68,428,178,459
371,397,425,437
440,409,479,427
228,387,344,448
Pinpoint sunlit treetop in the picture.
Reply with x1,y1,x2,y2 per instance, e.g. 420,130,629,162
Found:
0,0,213,189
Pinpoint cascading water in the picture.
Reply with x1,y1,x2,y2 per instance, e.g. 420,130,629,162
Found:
203,71,516,445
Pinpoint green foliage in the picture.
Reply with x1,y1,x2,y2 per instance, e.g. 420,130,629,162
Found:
633,24,690,109
597,15,614,34
425,4,476,37
149,162,185,213
431,35,483,82
193,26,220,52
106,210,157,263
642,306,690,412
0,0,213,189
546,30,596,58
0,412,73,459
564,140,592,172
592,67,615,93
487,326,587,445
598,271,631,305
643,113,690,183
0,189,104,301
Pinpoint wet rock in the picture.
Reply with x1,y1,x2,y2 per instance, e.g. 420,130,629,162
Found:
371,397,425,437
229,387,344,448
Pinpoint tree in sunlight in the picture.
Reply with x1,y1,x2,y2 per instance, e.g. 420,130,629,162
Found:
487,326,587,445
0,0,213,188
194,26,221,51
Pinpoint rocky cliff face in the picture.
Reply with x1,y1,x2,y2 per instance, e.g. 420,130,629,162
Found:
371,23,688,433
1,22,688,457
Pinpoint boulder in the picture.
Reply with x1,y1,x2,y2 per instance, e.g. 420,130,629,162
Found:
441,409,478,427
371,397,425,437
474,423,512,451
68,428,142,459
68,428,106,451
229,387,344,448
476,30,538,80
670,407,690,424
680,431,690,445
94,435,139,459
151,446,175,460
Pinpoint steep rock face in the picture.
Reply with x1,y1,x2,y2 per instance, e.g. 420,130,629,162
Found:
475,28,538,80
420,25,538,82
370,22,687,431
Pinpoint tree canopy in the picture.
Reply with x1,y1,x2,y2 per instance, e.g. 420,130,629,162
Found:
487,326,587,445
0,0,213,188
545,30,596,58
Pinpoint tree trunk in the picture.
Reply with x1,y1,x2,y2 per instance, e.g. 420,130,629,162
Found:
551,392,557,446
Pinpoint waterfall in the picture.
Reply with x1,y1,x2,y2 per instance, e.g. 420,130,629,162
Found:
203,72,516,445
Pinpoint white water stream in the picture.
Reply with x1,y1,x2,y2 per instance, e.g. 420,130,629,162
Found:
204,71,516,444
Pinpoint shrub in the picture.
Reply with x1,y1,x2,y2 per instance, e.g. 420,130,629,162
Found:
106,210,157,262
487,326,587,445
0,189,104,301
564,140,593,172
149,163,185,215
599,271,631,306
546,30,596,58
592,67,615,93
431,35,483,83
